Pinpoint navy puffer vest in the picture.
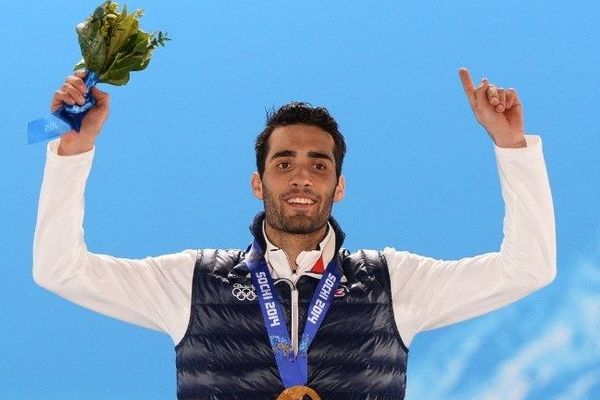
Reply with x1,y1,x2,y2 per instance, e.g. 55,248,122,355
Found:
175,214,408,399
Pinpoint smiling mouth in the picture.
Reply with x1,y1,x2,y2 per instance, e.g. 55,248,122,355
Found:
286,197,316,205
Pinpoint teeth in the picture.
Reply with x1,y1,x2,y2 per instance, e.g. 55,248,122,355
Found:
287,197,315,205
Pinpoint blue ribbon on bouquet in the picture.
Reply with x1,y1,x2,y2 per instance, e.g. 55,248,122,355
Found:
27,71,99,145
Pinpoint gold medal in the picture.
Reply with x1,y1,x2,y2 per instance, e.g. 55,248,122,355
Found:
276,385,321,400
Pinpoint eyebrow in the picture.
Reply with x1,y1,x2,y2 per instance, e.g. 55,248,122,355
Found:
270,150,296,160
270,150,333,162
308,151,333,162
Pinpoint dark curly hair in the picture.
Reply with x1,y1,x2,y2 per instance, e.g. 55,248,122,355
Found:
255,102,346,178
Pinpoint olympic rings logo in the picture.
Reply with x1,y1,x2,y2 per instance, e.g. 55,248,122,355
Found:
232,283,257,301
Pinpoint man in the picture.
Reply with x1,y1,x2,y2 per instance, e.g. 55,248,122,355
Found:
33,67,556,399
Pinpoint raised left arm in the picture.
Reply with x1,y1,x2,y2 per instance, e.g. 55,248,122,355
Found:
383,69,556,347
385,135,556,347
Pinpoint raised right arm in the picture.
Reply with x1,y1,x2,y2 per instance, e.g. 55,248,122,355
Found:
32,73,196,344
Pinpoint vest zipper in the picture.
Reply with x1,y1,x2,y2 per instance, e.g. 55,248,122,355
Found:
291,285,299,355
278,278,300,356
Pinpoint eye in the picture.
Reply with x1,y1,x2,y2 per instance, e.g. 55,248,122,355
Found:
277,162,291,170
313,163,327,171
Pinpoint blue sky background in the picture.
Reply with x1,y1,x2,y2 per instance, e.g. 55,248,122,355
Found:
2,1,599,398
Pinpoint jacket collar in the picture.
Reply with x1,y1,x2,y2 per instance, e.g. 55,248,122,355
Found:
249,211,346,255
230,212,346,281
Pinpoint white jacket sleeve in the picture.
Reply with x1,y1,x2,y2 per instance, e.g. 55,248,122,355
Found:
385,135,556,347
32,139,195,345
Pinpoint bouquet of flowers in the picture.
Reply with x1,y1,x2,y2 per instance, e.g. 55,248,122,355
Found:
27,0,169,144
74,0,169,85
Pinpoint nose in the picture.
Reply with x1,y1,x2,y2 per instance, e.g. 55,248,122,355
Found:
289,164,313,188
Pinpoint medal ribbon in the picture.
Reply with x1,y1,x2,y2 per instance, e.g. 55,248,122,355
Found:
246,240,341,388
27,71,99,144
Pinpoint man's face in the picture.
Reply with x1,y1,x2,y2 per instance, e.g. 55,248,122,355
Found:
251,124,345,235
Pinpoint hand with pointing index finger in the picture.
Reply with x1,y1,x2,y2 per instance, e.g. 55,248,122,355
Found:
459,67,526,148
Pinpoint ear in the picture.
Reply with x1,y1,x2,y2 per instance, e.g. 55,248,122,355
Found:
251,172,264,200
333,175,345,202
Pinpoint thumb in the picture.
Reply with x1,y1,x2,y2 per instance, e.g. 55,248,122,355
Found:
90,86,110,107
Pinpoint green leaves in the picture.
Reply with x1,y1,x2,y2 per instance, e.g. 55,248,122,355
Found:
74,1,169,86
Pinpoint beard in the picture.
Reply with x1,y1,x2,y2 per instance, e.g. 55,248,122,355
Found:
262,185,335,235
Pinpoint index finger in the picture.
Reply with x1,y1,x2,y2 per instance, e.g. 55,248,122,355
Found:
66,75,87,95
459,67,476,107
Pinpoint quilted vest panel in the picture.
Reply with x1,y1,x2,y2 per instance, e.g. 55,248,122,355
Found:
175,248,408,400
